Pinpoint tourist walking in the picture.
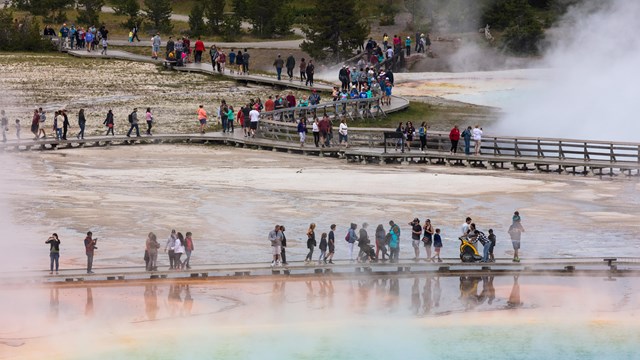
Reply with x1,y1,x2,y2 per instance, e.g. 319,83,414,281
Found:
126,108,140,137
62,109,70,140
54,111,63,140
103,109,114,136
45,233,61,274
375,224,388,261
473,125,483,155
100,37,108,55
299,58,307,83
433,228,443,262
145,107,153,135
318,232,328,264
249,106,259,138
475,229,491,263
38,108,47,139
418,122,427,152
146,232,160,271
242,48,250,74
31,109,39,139
488,229,496,262
326,224,336,264
173,232,185,270
165,229,177,269
305,223,317,263
183,232,194,269
77,109,86,139
461,126,472,155
227,105,235,133
312,118,320,147
194,37,204,63
274,54,284,80
338,119,349,148
297,118,307,147
405,121,415,152
14,119,20,139
449,125,460,154
346,223,358,262
286,53,295,81
84,231,97,274
357,223,371,262
305,60,315,86
508,211,525,262
197,105,207,134
388,221,401,263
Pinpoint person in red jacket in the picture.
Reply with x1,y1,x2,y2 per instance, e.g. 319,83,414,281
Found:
449,125,461,154
194,37,205,63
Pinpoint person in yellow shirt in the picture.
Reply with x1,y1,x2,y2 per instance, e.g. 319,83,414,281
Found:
197,105,207,134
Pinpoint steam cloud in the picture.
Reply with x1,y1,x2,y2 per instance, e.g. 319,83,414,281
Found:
496,0,640,142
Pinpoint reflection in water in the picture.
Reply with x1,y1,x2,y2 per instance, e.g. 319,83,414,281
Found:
507,275,523,308
48,288,59,320
144,284,159,321
85,287,94,317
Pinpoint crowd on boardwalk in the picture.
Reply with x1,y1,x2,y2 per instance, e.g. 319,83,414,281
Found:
43,212,524,274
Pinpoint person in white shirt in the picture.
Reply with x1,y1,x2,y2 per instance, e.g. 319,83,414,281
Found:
472,125,483,155
172,232,186,270
461,217,472,238
249,108,260,138
339,119,349,148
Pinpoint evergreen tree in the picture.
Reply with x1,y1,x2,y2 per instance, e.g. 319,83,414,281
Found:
144,0,173,32
204,0,225,35
76,0,105,25
188,2,206,37
20,0,74,22
245,0,293,37
112,0,140,29
482,0,545,54
301,0,369,61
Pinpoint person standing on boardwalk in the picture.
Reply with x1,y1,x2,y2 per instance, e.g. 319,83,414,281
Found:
305,223,317,264
461,126,472,155
146,232,160,271
326,224,336,264
472,125,483,155
318,232,328,264
38,108,47,139
273,54,284,80
286,53,295,81
45,233,61,274
249,106,259,138
131,23,140,42
84,231,97,274
299,58,307,83
77,109,86,139
173,232,185,270
194,37,205,63
508,211,525,262
15,119,20,140
433,228,443,262
197,105,207,134
418,122,427,152
269,224,280,267
151,32,161,60
103,109,114,136
126,107,140,137
388,221,401,263
297,118,307,147
280,225,288,265
183,232,194,269
166,37,174,59
410,218,422,261
375,224,388,261
305,60,315,86
338,119,349,148
346,223,358,262
31,109,39,139
145,107,153,135
62,109,70,140
242,48,250,74
357,223,371,262
423,219,435,261
0,110,8,143
449,125,460,154
165,230,177,269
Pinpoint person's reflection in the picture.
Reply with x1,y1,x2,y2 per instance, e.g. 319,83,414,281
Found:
387,278,400,312
410,277,421,315
145,284,159,320
481,276,496,305
422,276,432,315
507,275,523,308
357,279,374,311
182,285,194,317
271,281,286,307
168,284,182,317
459,275,482,310
48,288,59,320
432,277,441,308
85,287,94,318
325,279,334,309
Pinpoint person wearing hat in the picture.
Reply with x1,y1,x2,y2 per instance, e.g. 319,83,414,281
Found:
126,107,140,137
410,218,422,261
405,36,412,56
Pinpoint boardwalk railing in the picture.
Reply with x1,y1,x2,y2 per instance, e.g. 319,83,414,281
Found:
257,123,640,165
258,97,386,123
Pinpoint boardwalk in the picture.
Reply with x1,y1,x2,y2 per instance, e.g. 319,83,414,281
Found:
64,49,410,113
0,257,635,285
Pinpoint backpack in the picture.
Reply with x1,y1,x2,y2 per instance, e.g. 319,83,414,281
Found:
345,232,350,242
128,113,133,123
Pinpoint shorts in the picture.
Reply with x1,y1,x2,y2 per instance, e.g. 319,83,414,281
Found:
250,122,258,130
511,240,520,250
412,240,420,249
199,119,207,125
489,243,495,253
423,238,432,247
339,134,348,142
320,130,327,138
433,241,442,248
385,88,392,96
153,45,159,52
272,245,282,255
